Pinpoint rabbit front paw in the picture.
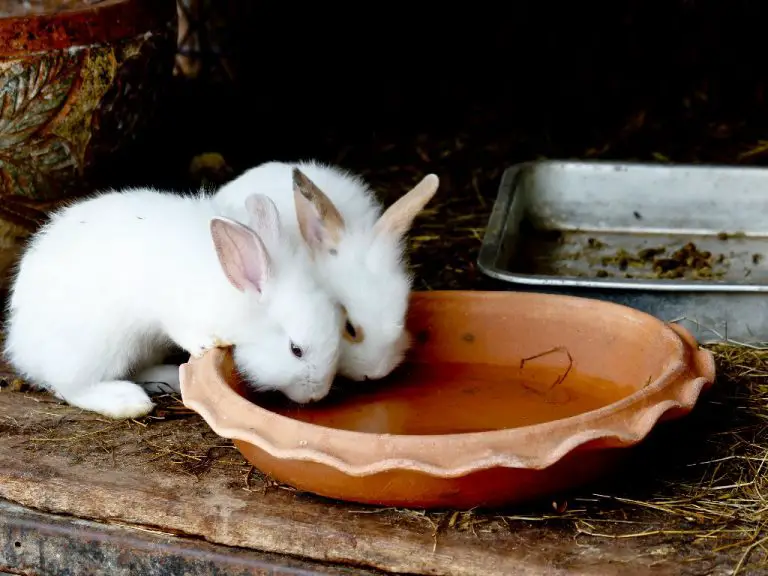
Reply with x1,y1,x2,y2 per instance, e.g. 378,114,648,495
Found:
177,334,231,359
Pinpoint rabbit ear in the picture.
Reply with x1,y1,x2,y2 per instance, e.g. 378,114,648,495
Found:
293,167,346,255
244,193,281,246
210,217,272,294
373,174,439,240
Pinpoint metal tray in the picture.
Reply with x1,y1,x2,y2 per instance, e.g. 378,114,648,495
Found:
478,161,768,343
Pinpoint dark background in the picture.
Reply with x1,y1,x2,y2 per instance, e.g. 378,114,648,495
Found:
129,1,768,190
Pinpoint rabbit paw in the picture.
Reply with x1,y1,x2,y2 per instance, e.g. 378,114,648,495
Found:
189,338,216,359
178,334,231,359
66,381,155,420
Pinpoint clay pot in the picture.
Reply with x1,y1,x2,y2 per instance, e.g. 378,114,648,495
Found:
0,0,176,286
180,291,716,510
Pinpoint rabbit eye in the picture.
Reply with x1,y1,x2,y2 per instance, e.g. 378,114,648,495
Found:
343,321,365,344
290,342,303,358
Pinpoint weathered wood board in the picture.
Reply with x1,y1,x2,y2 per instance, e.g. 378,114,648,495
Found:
0,389,735,576
0,498,386,576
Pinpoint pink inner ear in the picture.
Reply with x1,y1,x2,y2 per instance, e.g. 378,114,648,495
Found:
294,188,329,252
245,193,281,246
307,216,326,247
211,218,271,294
238,240,270,293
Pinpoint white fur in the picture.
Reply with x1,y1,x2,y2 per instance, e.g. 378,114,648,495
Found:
214,161,415,381
4,187,343,419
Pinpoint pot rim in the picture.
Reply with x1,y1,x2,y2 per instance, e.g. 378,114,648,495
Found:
181,290,716,478
0,0,175,55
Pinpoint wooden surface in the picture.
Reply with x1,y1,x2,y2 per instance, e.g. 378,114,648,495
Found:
0,499,383,576
0,389,733,576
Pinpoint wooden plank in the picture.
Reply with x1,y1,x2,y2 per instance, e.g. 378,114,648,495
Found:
0,499,382,575
0,390,711,575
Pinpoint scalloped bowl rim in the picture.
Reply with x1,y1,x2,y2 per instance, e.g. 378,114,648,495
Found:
180,291,716,478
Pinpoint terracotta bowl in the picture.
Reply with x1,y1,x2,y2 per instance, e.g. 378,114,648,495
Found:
180,291,716,510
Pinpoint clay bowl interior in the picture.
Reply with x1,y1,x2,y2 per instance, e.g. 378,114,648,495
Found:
180,291,716,510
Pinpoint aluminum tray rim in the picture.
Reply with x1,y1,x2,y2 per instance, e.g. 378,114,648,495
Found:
476,160,768,293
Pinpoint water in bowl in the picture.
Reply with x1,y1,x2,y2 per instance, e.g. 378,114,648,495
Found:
250,362,639,436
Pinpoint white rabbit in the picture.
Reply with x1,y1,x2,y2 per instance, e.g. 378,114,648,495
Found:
214,161,438,382
3,188,343,419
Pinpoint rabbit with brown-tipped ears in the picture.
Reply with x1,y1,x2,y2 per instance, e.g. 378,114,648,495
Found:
214,161,439,382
